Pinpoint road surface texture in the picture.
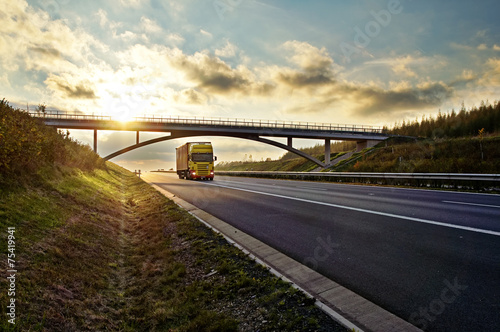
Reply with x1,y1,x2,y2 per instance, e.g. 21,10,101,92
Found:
146,173,500,331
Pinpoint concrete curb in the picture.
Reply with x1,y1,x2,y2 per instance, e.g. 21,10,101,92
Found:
144,175,422,332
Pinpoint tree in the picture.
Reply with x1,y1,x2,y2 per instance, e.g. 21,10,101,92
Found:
36,103,46,117
478,128,485,161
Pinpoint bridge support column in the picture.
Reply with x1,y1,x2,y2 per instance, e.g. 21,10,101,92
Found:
325,139,331,165
287,137,293,147
136,131,140,144
93,130,97,153
356,139,379,152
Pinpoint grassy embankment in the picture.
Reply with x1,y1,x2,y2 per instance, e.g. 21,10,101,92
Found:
216,136,500,174
336,136,500,173
217,101,500,174
216,141,356,172
0,100,344,331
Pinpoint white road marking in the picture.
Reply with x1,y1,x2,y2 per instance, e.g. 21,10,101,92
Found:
296,187,328,191
216,179,329,192
442,201,500,209
206,183,500,237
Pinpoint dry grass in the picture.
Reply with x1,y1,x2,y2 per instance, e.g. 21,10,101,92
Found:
0,163,344,331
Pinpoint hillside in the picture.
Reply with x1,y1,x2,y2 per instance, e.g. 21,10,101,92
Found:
0,101,343,331
216,141,356,172
333,136,500,173
216,136,500,174
0,99,103,188
217,101,500,174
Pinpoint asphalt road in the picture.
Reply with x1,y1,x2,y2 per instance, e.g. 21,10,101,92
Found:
146,173,500,331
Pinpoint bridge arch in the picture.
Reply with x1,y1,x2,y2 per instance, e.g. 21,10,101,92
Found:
103,133,326,167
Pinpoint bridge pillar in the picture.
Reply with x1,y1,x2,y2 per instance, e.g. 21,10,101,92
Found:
287,137,293,147
136,131,140,145
325,139,331,165
93,130,97,153
356,139,379,152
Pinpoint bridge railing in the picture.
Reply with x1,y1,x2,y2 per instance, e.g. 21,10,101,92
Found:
28,111,384,134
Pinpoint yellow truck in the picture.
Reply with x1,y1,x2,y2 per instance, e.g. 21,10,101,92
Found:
176,142,216,180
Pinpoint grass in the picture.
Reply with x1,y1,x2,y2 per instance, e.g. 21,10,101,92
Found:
0,162,344,331
336,136,500,173
1,101,343,330
217,135,500,177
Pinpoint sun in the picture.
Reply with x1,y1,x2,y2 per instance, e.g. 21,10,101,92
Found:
101,91,140,123
114,110,136,123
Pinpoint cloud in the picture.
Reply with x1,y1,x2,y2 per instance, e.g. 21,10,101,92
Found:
450,42,474,51
275,67,334,88
119,0,146,8
343,81,453,116
267,41,337,88
45,74,97,99
282,41,333,72
215,40,238,58
451,42,500,52
173,88,208,105
165,33,185,46
200,29,213,39
477,43,488,51
0,2,476,128
449,70,478,88
28,46,62,59
168,50,275,95
140,16,162,34
96,9,109,28
480,58,500,85
390,58,418,78
0,0,106,74
282,81,453,117
266,45,452,116
364,55,447,79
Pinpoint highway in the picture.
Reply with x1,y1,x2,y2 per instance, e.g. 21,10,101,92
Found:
145,173,500,331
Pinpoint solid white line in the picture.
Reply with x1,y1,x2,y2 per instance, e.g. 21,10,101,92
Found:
216,179,329,191
443,201,500,209
207,183,500,237
296,186,328,191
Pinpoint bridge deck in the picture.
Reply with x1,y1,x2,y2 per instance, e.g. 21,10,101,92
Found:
31,112,390,167
30,112,388,140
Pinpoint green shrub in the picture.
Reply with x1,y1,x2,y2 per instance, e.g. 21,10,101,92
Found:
0,99,104,188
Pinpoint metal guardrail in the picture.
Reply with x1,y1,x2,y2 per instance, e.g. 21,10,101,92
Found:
28,111,384,134
216,171,500,183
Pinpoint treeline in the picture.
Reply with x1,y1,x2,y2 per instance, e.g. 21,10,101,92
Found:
0,99,104,187
384,101,500,138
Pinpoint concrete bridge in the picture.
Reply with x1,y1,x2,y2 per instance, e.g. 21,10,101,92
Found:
31,112,389,168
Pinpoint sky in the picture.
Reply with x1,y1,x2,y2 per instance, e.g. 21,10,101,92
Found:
1,0,499,171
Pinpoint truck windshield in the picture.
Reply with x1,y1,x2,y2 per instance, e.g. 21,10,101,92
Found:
192,153,213,162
